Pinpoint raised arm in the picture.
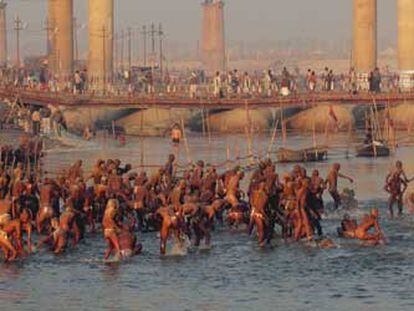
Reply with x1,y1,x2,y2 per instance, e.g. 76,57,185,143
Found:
338,173,353,183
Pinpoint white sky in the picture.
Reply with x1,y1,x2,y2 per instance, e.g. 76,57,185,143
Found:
4,0,397,58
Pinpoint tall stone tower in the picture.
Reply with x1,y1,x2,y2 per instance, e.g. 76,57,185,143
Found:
201,0,225,74
398,0,414,90
48,0,74,80
0,1,7,67
88,0,114,91
352,0,377,89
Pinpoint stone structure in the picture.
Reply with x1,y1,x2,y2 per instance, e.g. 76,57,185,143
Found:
398,0,414,90
88,0,114,91
48,0,74,79
353,0,377,90
286,105,355,132
0,1,6,67
201,0,225,74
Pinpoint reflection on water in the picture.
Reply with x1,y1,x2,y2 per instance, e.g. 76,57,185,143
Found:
1,129,414,310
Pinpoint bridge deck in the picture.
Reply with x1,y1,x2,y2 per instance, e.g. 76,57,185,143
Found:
1,88,414,109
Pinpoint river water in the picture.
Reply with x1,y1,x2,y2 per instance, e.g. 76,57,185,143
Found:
1,128,414,311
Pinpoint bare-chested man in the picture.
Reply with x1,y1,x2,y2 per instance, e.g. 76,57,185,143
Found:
102,199,122,259
52,205,77,254
68,160,83,183
385,172,407,218
337,214,358,238
386,161,410,184
0,227,17,262
37,179,56,233
200,167,218,203
118,225,143,258
190,161,205,192
310,169,326,214
156,205,183,255
89,159,105,185
249,182,269,247
225,171,244,208
132,176,149,231
163,154,176,188
170,180,186,211
295,179,313,242
341,208,384,245
326,163,353,209
19,208,33,252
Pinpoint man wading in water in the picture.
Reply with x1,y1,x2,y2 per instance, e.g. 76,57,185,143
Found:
326,163,354,209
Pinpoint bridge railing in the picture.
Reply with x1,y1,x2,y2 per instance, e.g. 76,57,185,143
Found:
1,84,414,108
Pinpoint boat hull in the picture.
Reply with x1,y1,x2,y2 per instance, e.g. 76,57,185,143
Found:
356,144,390,157
277,147,328,163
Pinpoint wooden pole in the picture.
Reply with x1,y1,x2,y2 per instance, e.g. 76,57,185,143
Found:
112,120,116,139
140,111,144,171
244,100,254,164
235,139,240,165
281,106,287,146
312,117,317,149
226,137,231,171
346,119,352,159
180,117,192,164
206,108,211,144
201,108,206,137
266,119,279,159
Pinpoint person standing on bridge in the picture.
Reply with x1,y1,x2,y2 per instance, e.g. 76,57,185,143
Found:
372,67,382,93
242,72,252,96
213,72,222,98
31,110,41,136
189,72,198,99
309,71,317,92
74,71,82,95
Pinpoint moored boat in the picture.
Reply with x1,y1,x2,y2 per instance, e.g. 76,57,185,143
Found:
277,146,328,163
356,141,390,157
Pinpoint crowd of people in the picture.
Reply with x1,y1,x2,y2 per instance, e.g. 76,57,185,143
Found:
0,100,66,137
0,64,398,99
1,142,405,262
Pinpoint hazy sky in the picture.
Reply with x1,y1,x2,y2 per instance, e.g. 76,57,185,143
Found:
5,0,397,58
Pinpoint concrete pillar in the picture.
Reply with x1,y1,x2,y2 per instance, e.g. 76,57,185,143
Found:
0,2,7,67
398,0,414,90
353,0,377,90
48,0,57,74
48,0,74,80
201,0,225,75
88,0,114,91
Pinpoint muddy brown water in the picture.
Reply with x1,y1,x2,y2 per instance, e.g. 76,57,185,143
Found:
1,128,414,311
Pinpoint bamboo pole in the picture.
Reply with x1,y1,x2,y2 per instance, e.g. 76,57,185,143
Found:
201,108,206,137
370,107,377,157
346,119,352,159
235,139,240,165
266,119,279,158
281,109,287,146
112,120,116,139
226,137,231,171
180,117,192,164
244,101,254,164
206,108,211,145
140,111,144,172
312,117,317,149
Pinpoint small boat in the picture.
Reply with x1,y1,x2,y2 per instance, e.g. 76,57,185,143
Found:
277,146,328,163
356,141,390,157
